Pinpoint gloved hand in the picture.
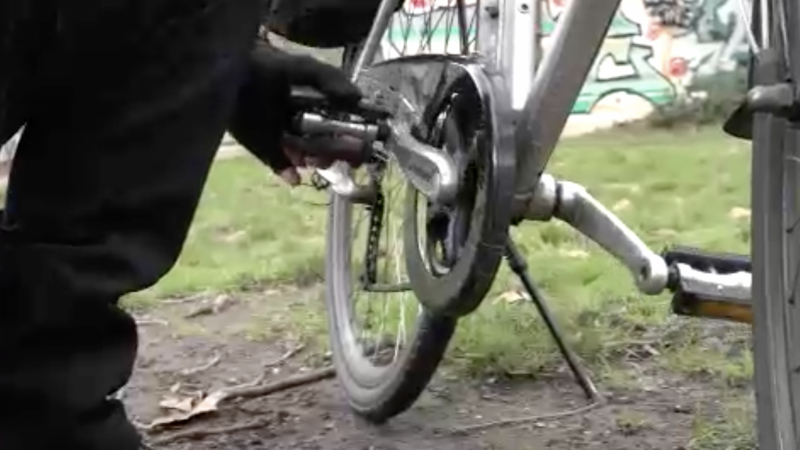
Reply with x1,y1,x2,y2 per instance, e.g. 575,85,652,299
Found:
228,40,363,185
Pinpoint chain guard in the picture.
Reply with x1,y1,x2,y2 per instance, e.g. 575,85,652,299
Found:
356,56,516,318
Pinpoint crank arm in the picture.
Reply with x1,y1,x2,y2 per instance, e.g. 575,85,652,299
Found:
522,175,756,322
385,121,460,204
298,113,460,205
523,174,670,295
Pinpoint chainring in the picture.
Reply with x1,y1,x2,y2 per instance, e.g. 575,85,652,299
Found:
355,56,516,318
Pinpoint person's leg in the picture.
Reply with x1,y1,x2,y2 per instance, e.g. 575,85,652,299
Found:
0,1,262,449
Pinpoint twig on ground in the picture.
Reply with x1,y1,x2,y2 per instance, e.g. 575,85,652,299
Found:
449,400,605,435
229,372,268,391
150,418,274,445
179,353,222,377
225,366,335,401
135,318,169,327
162,293,210,305
265,344,306,368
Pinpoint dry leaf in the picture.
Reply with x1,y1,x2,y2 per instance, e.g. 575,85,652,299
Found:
560,249,590,259
612,198,632,212
728,207,751,220
221,230,248,244
643,344,661,357
146,390,228,430
184,295,232,318
211,295,232,313
185,303,213,318
159,396,195,413
493,290,528,304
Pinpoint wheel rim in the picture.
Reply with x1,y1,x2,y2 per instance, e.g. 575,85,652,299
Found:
327,0,478,389
329,163,424,387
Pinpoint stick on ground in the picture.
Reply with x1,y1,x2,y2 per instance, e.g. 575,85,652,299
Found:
226,366,335,400
150,418,274,445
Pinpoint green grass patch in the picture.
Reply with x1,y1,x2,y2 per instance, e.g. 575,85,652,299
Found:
136,126,751,378
690,397,756,450
131,156,331,305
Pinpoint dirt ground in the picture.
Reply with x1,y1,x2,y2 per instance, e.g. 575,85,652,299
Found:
127,288,749,450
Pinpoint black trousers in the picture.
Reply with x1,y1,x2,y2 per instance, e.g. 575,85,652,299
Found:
0,1,262,449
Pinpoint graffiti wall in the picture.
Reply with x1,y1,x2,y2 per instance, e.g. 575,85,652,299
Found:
543,0,747,127
383,0,748,132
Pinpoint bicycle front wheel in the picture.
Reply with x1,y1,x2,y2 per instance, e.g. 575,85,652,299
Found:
750,0,800,448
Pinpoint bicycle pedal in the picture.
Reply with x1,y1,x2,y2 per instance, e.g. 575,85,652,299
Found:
662,245,750,276
664,246,752,325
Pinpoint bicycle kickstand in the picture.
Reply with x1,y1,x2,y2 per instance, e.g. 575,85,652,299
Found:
504,236,603,404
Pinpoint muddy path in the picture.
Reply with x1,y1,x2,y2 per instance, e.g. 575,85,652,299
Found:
127,288,748,450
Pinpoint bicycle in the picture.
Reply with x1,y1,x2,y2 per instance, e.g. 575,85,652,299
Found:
270,0,800,447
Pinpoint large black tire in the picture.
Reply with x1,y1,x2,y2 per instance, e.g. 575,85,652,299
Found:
323,46,458,423
749,0,800,447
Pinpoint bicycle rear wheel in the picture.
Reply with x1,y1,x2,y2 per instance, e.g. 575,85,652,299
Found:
750,0,800,447
324,1,481,423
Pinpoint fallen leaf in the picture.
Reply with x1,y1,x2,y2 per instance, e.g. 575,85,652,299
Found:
642,344,660,357
185,303,214,318
493,290,528,304
612,198,632,212
146,390,228,430
221,230,248,244
729,207,751,220
560,249,590,259
211,294,232,313
184,295,232,318
159,396,195,413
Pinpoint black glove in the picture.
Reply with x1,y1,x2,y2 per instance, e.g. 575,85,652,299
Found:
228,40,362,178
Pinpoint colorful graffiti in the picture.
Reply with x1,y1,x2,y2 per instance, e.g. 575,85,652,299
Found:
543,0,748,116
382,0,748,126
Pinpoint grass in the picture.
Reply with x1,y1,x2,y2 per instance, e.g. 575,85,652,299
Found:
133,126,752,375
690,397,756,450
125,160,331,306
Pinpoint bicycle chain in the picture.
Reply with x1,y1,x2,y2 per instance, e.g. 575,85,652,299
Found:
360,161,389,288
362,189,385,287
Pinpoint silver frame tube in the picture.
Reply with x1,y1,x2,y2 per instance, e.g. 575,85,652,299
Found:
511,0,620,196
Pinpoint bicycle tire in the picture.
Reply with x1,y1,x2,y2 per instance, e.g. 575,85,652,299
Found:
323,45,458,423
750,0,800,447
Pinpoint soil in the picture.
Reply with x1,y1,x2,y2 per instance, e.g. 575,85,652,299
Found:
127,288,749,450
